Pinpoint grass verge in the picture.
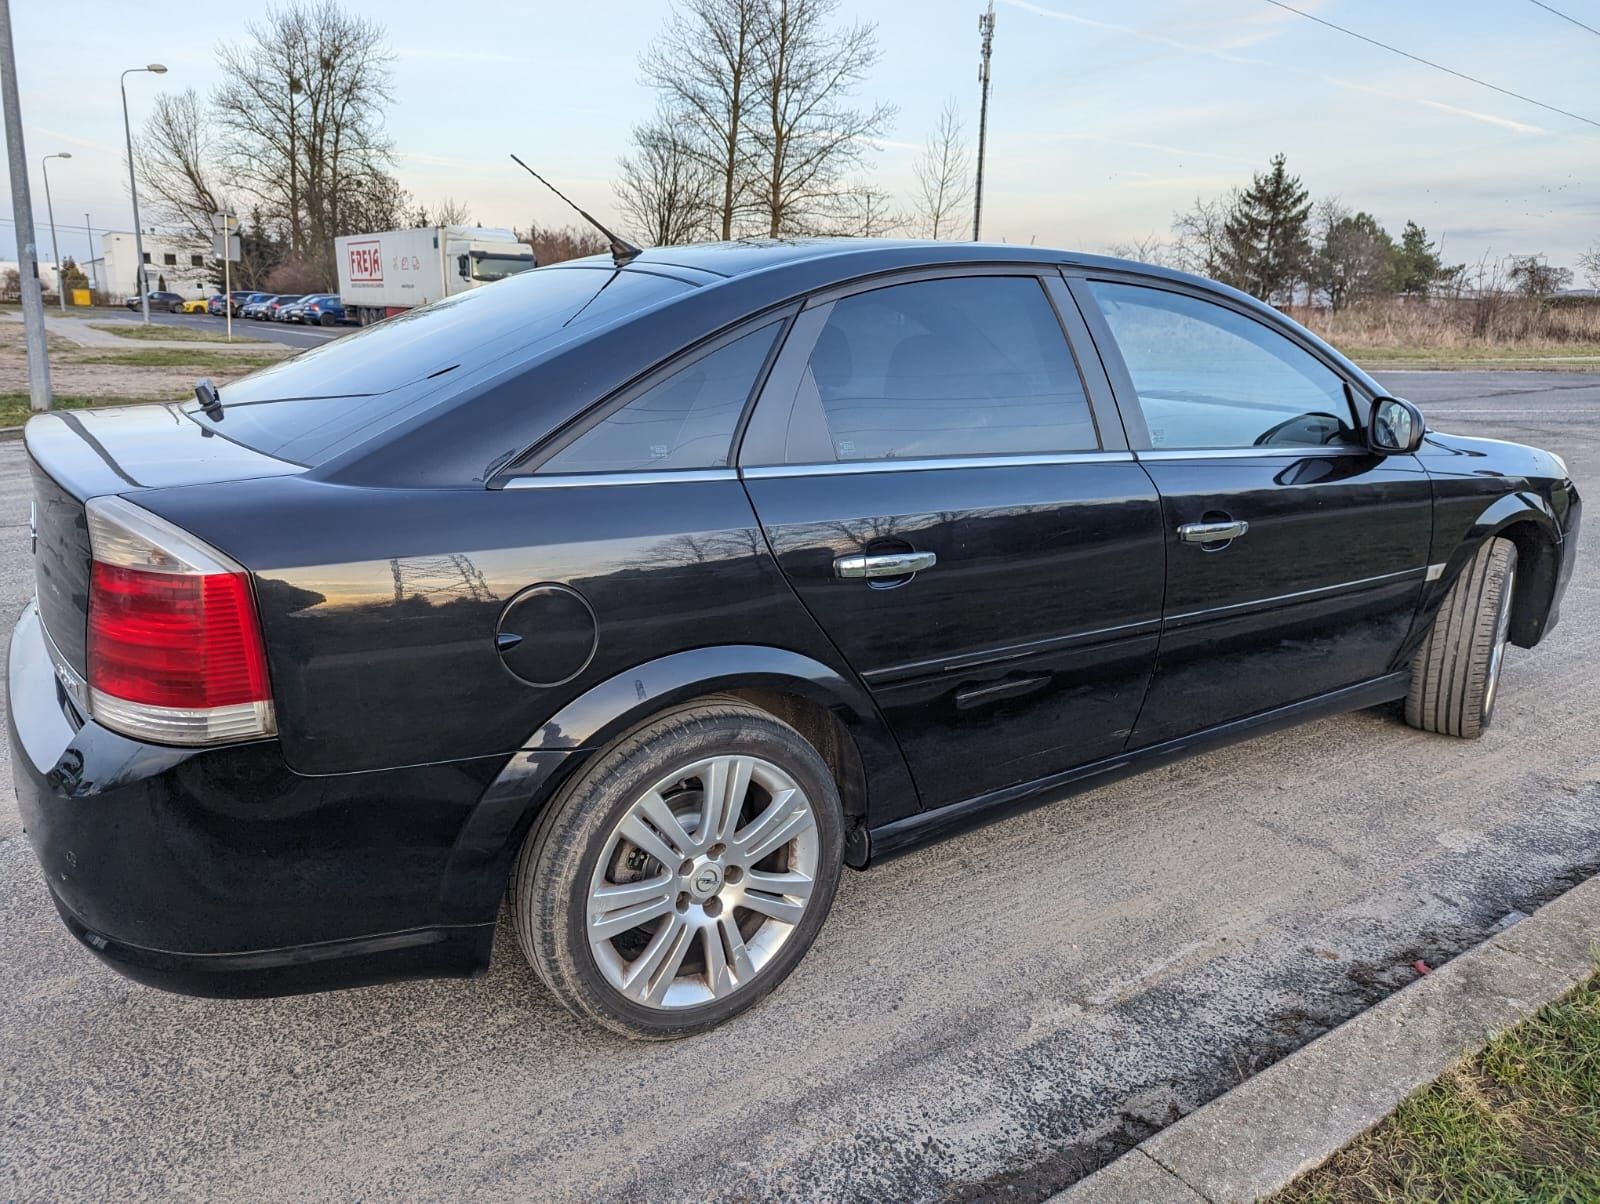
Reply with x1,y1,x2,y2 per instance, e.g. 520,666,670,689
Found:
1278,971,1600,1203
88,323,261,344
72,348,283,372
1350,344,1600,370
0,393,168,428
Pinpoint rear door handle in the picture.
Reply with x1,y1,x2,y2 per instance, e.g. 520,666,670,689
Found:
1178,520,1249,544
834,551,938,579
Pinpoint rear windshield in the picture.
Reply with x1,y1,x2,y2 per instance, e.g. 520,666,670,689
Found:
186,267,694,466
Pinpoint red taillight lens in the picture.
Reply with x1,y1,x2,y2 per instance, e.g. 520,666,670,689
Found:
89,564,271,709
85,496,276,745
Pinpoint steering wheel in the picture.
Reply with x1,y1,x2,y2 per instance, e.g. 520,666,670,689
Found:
1253,411,1347,447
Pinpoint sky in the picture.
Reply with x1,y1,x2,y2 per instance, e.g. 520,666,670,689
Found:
3,0,1596,277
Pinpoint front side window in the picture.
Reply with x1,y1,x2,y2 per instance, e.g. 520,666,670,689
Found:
792,275,1097,462
1088,281,1359,450
537,322,782,474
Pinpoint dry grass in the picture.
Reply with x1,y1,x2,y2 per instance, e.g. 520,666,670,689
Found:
1294,296,1600,352
1278,972,1600,1203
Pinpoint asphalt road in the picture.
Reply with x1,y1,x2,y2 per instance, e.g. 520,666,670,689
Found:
89,307,351,350
2,371,1596,1202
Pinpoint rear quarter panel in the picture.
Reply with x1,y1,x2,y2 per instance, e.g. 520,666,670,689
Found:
138,474,870,780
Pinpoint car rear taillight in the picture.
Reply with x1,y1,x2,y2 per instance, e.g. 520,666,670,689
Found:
85,496,276,745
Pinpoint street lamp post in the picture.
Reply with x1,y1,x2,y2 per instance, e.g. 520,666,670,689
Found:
83,214,96,292
119,63,166,323
41,152,71,312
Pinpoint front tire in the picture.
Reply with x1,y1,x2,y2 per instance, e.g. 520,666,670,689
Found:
1405,537,1518,738
512,700,844,1039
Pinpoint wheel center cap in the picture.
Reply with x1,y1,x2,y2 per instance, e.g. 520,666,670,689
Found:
689,863,724,900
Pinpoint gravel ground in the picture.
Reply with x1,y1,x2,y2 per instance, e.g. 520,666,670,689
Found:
0,371,1595,1202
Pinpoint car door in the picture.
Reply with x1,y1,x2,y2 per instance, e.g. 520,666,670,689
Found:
738,269,1166,810
1070,274,1434,745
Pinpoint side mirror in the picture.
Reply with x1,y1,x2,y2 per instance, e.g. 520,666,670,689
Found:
1368,396,1425,455
457,254,471,279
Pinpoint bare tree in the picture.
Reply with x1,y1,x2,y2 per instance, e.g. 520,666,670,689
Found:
747,0,896,236
911,100,971,239
616,111,718,245
1168,192,1235,278
431,197,472,226
1579,239,1600,292
134,89,229,239
815,183,903,237
213,0,398,277
642,0,765,240
1107,233,1173,266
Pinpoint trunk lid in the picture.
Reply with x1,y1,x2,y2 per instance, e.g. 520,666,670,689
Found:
27,403,301,679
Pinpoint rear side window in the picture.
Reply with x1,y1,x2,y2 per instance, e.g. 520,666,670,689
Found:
794,275,1096,462
538,322,781,474
1087,281,1359,450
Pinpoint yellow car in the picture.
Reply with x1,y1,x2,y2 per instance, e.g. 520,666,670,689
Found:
176,297,211,314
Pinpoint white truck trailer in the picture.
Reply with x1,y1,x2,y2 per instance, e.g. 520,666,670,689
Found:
334,226,535,325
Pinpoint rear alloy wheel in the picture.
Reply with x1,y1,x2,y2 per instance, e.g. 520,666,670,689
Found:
513,700,844,1039
1405,536,1518,738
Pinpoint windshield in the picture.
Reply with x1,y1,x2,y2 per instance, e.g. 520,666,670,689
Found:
471,250,536,283
187,266,695,466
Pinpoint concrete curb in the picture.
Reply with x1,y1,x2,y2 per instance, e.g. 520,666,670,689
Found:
1051,873,1600,1203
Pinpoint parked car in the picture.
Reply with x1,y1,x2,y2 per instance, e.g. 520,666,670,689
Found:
222,290,256,316
177,297,211,315
206,294,229,316
287,294,346,326
275,296,313,323
265,293,305,321
12,241,1581,1039
239,293,274,319
124,290,184,312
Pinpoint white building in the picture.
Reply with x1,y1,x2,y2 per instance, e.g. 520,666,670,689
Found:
86,231,214,301
0,261,70,295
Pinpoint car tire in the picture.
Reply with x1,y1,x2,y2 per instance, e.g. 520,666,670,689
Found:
1405,536,1518,738
320,313,335,327
512,698,845,1039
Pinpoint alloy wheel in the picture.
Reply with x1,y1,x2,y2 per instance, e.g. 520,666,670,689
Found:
586,754,820,1009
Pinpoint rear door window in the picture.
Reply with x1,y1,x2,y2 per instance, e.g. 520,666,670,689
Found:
774,275,1097,463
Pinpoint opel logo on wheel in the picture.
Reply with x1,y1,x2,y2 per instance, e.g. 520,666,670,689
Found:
693,865,723,896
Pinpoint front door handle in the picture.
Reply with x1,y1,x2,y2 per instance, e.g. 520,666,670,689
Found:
834,550,938,579
1178,520,1249,544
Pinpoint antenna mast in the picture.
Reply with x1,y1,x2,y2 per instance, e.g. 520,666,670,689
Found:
510,154,642,266
973,1,996,242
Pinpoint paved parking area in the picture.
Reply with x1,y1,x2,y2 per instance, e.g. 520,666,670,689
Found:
1,371,1596,1201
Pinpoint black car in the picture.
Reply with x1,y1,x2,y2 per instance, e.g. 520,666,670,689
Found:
11,240,1581,1038
124,289,184,312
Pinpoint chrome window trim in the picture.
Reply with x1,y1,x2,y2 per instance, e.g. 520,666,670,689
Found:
502,468,739,490
741,451,1135,479
1135,446,1369,461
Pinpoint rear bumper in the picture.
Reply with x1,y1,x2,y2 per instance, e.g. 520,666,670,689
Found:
9,601,504,997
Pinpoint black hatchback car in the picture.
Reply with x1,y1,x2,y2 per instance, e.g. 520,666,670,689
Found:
12,240,1580,1038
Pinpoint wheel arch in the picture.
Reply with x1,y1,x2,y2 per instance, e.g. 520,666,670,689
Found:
1450,492,1563,648
434,646,919,927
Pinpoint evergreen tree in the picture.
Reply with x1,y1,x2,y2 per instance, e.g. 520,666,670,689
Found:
1392,221,1456,296
1219,153,1312,303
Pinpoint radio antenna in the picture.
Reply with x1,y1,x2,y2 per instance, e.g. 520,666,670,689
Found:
510,154,641,266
